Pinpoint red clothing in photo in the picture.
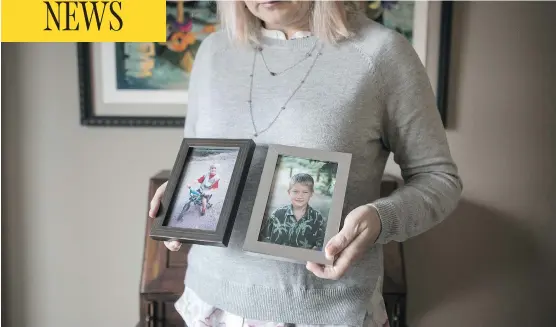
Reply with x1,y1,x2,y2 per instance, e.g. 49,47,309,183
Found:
198,173,219,189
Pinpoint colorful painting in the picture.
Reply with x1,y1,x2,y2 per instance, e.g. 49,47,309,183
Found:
361,1,426,64
114,1,217,92
362,1,453,126
79,1,451,127
365,1,415,43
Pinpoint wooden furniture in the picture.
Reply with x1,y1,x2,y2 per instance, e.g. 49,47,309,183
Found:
380,177,408,327
137,171,407,327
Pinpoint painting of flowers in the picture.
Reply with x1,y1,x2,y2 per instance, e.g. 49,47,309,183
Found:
114,1,218,92
78,1,219,127
79,1,450,127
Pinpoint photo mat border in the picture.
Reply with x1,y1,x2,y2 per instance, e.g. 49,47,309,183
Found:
150,138,255,247
243,144,352,265
77,42,186,127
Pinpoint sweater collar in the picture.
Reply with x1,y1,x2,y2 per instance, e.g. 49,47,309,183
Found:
261,27,312,40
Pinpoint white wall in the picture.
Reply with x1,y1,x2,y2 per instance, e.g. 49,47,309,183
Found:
4,2,556,326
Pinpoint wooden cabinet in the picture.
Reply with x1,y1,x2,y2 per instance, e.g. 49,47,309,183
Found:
137,171,406,327
138,171,188,327
380,178,408,327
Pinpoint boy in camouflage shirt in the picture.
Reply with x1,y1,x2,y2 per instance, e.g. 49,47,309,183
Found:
258,173,326,250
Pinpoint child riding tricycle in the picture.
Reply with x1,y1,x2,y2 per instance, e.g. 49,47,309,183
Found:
177,163,220,220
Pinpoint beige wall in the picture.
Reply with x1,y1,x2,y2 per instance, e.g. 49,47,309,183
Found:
393,2,556,326
3,2,555,327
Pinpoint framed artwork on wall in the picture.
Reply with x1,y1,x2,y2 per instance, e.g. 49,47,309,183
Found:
363,1,453,126
78,1,452,127
78,1,218,127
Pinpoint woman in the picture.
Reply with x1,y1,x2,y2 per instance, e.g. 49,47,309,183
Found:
148,1,463,327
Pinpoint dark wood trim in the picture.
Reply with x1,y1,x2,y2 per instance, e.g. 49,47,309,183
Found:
437,1,454,127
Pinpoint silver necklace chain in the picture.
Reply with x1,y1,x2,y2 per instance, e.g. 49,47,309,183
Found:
257,40,319,77
248,43,323,138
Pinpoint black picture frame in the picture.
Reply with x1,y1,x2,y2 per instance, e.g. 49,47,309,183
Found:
78,1,452,128
77,2,218,127
77,42,186,127
363,1,454,127
150,138,256,247
437,1,453,127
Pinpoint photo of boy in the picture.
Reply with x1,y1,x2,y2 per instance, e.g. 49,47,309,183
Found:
258,173,326,250
166,147,239,232
184,163,220,216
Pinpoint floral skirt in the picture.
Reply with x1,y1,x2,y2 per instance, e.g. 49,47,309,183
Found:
174,277,390,327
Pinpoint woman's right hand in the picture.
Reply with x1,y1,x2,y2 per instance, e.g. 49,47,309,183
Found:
148,181,182,252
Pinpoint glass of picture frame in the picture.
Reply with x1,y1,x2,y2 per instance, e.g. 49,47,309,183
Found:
242,144,352,265
150,138,255,247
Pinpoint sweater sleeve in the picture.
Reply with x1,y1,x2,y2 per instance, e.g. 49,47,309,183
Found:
183,33,216,138
371,31,463,244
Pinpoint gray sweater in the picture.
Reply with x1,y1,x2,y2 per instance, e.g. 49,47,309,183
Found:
182,14,462,326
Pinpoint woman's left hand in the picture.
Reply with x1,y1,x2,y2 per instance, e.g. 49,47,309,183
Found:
306,205,381,280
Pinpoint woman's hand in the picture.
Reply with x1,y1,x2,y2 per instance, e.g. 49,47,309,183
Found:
148,181,182,252
306,205,381,280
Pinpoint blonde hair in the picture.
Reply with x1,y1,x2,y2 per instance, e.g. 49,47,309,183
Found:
288,173,315,192
217,1,360,46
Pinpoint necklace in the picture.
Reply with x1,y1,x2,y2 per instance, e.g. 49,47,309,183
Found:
257,40,319,77
248,43,323,138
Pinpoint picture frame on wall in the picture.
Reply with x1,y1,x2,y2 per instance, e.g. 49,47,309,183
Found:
77,1,218,127
150,138,255,247
78,1,453,127
363,0,453,126
243,144,352,265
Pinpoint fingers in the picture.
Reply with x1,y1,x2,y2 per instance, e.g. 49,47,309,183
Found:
324,215,362,260
148,200,159,219
306,262,325,276
307,231,368,280
307,205,380,280
164,240,181,251
149,182,167,218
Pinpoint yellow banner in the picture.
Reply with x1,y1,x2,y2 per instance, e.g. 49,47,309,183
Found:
2,0,167,42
